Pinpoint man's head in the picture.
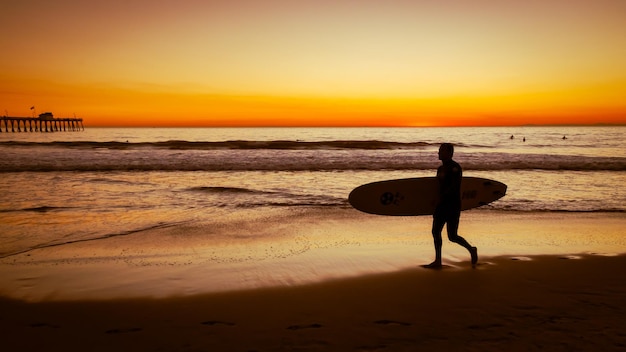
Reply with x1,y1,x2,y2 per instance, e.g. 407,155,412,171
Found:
438,143,454,161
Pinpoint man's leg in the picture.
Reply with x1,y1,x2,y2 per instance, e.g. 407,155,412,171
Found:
426,215,445,267
446,212,478,265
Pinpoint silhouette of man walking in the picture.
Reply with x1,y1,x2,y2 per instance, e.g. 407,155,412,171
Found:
425,143,478,268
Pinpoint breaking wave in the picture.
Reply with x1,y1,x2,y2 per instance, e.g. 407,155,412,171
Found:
1,150,624,172
0,140,438,150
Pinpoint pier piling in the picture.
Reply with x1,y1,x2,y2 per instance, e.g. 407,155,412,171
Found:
0,115,84,133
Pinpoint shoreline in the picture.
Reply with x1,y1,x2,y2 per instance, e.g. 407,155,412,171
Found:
3,253,625,351
1,211,625,302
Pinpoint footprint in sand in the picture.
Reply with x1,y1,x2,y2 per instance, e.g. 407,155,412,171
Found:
286,323,323,330
473,261,495,269
374,320,411,327
357,344,389,352
105,327,143,334
201,320,235,327
510,256,532,261
30,322,60,329
559,255,582,260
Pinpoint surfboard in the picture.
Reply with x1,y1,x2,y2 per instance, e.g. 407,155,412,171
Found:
348,177,507,216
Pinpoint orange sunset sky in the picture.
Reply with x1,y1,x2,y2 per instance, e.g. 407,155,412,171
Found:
1,0,625,127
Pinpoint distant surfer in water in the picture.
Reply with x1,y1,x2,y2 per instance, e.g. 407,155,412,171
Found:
425,143,478,268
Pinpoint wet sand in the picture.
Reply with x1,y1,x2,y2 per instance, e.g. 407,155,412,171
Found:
2,254,625,351
2,211,625,302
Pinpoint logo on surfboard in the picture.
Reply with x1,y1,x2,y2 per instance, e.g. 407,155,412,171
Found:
380,191,405,206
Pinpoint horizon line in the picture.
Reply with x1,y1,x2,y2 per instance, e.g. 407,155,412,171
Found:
83,122,626,128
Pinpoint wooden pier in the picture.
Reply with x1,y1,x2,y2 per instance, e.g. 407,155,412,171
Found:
1,113,84,132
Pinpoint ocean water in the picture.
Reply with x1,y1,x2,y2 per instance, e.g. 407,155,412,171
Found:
0,126,625,298
1,126,625,255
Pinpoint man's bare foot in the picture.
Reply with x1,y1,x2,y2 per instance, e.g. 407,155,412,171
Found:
423,261,442,269
470,247,478,266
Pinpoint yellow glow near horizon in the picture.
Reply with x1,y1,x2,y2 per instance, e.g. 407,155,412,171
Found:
1,0,625,126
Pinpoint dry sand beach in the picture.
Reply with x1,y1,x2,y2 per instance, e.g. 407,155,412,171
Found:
2,255,625,351
1,212,626,351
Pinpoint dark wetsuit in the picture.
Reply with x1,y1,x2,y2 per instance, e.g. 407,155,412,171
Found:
432,159,463,241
